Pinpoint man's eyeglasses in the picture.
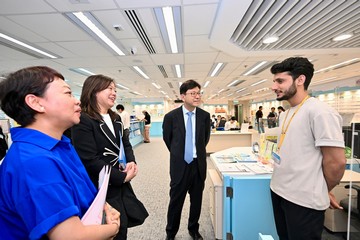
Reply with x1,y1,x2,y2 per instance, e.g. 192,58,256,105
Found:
186,92,202,97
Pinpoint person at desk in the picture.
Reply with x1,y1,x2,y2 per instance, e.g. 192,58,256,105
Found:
0,66,120,239
162,79,210,240
217,117,226,130
270,57,346,240
224,116,238,130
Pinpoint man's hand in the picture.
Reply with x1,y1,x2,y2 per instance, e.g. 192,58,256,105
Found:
329,192,343,209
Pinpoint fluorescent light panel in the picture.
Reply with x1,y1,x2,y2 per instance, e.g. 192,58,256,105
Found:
203,81,210,88
130,91,142,95
227,80,240,87
152,82,161,89
67,12,125,56
210,62,225,77
0,33,57,59
163,7,178,53
116,83,130,90
314,58,360,74
251,79,267,87
236,87,247,93
154,7,182,54
133,66,150,79
69,68,95,76
175,64,182,78
312,77,337,86
243,61,269,76
227,79,245,87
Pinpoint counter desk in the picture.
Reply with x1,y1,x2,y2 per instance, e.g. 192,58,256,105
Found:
129,121,144,146
209,147,278,240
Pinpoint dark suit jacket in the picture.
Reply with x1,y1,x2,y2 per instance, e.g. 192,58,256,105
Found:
71,113,135,199
162,106,210,184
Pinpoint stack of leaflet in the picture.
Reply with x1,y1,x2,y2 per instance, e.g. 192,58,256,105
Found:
242,162,273,174
233,153,257,163
215,155,236,163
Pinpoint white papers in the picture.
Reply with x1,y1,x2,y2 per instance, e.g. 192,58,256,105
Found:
243,163,273,174
217,164,243,172
81,165,111,225
216,155,236,163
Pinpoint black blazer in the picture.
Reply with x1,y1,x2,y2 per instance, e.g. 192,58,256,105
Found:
162,106,210,184
71,113,135,198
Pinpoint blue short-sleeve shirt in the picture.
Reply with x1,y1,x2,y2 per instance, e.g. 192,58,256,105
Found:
0,127,97,240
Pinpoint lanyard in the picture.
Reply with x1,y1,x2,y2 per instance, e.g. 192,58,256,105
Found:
277,95,309,150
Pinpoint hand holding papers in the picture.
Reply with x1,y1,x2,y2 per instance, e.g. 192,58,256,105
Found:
81,165,111,225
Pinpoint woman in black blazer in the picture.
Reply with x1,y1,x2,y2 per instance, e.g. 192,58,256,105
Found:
72,75,138,240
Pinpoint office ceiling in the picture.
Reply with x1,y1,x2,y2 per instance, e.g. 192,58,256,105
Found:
0,0,359,104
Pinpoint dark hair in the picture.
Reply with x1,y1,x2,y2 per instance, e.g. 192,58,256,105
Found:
231,116,236,121
180,79,201,95
278,106,285,111
0,66,64,126
116,104,124,111
259,106,263,109
270,57,314,90
80,74,117,121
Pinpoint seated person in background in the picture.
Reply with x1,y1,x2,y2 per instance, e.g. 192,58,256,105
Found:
211,114,217,129
0,66,120,240
217,117,227,129
216,115,222,127
225,116,238,130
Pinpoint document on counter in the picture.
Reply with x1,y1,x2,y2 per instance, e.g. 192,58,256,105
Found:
81,165,111,225
243,162,273,174
216,154,237,163
217,164,240,172
233,153,257,163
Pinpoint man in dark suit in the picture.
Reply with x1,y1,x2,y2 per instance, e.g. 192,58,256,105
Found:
162,80,211,240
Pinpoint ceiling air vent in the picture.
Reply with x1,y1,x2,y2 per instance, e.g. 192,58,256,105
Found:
230,0,360,50
158,65,168,78
124,10,156,54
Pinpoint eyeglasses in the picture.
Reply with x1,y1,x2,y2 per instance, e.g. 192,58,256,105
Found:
186,92,202,97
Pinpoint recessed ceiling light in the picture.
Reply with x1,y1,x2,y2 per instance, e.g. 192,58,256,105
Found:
332,33,353,41
262,35,279,44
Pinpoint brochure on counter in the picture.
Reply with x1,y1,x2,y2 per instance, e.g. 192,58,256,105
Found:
215,152,273,174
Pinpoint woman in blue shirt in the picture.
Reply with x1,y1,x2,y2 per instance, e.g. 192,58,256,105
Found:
0,66,120,240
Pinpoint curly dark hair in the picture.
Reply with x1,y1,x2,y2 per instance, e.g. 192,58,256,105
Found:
270,57,314,90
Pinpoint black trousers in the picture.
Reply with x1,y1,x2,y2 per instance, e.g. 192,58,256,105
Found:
271,190,325,240
166,159,205,237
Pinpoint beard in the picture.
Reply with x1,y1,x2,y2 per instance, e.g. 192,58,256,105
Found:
276,81,297,101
